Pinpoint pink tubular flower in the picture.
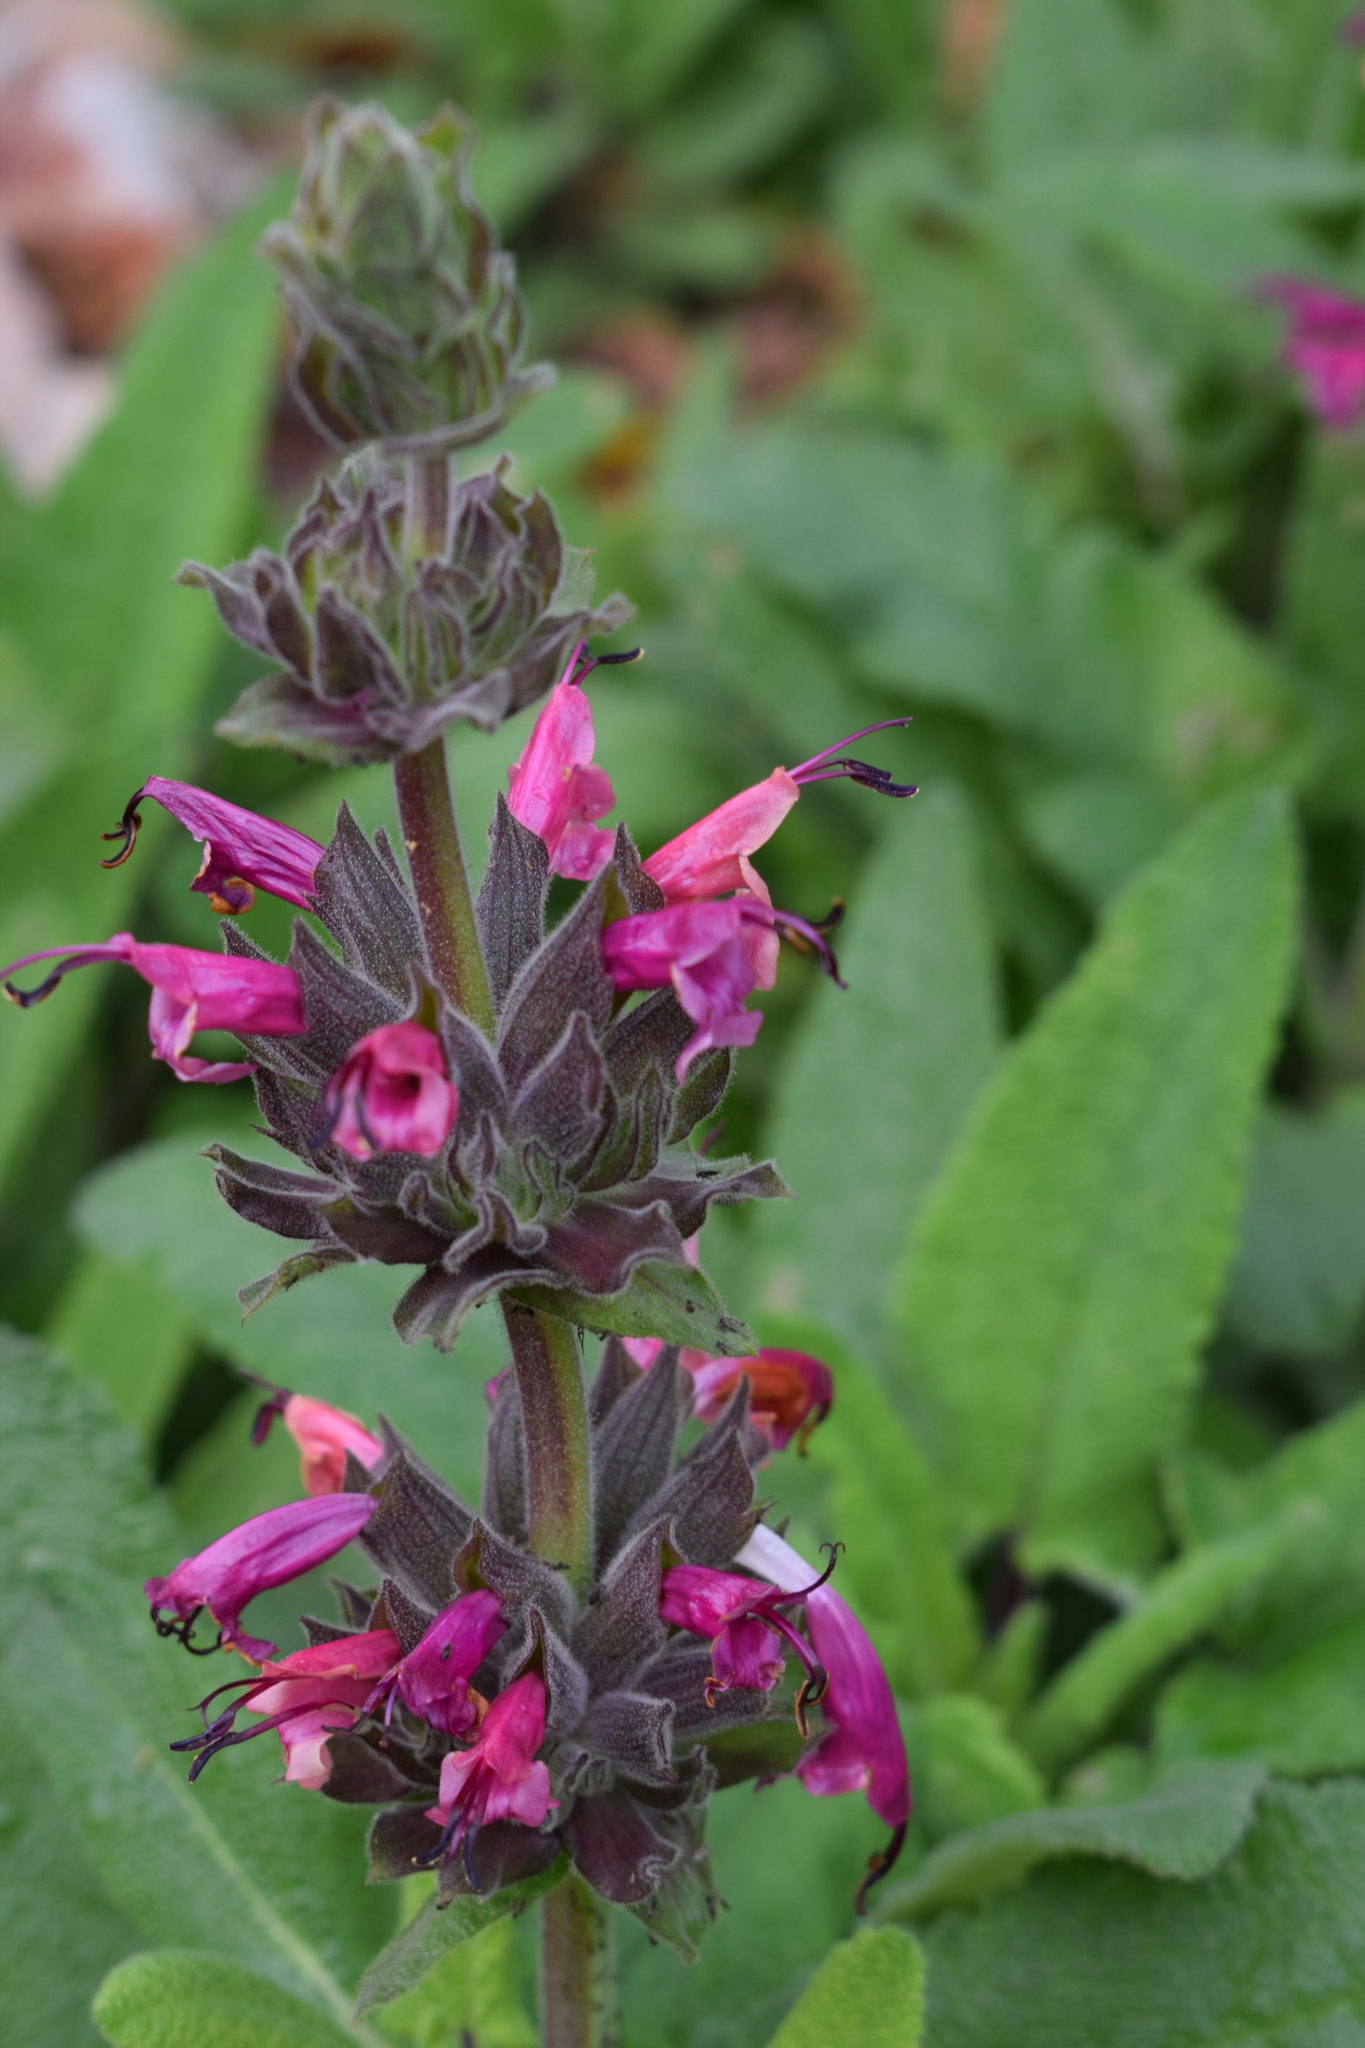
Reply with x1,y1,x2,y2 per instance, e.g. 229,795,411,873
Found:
423,1672,556,1869
643,721,914,988
170,1629,401,1787
603,898,843,1080
1,933,305,1082
1259,277,1365,430
145,1492,376,1661
602,900,763,1079
506,642,638,880
252,1388,385,1496
737,1522,909,1910
100,776,324,914
319,1021,459,1159
659,1560,832,1712
367,1590,507,1738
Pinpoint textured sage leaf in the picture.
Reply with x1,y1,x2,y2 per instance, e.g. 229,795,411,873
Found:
0,187,282,1188
919,1782,1365,2048
47,1247,195,1436
795,1322,980,1699
93,1951,357,2048
1157,1611,1365,1780
905,1697,1045,1846
512,1257,753,1355
892,791,1297,1585
1226,1090,1365,1356
1018,1514,1305,1775
0,1334,392,2029
368,1915,536,2048
354,1866,563,2019
747,788,1000,1359
883,1759,1264,1920
0,1708,141,2047
767,1928,925,2048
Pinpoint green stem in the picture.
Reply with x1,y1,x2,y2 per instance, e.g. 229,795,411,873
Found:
540,1876,619,2048
393,739,493,1031
501,1301,595,1598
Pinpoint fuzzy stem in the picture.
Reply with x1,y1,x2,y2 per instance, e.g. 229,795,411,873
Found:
502,1302,595,1598
393,740,493,1031
541,1876,619,2048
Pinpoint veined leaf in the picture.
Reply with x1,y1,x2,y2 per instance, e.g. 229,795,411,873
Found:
767,1928,925,2048
93,1951,355,2048
891,791,1297,1585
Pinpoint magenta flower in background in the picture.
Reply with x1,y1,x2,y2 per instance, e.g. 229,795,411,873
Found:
738,1522,909,1909
252,1387,385,1496
145,1491,375,1659
100,776,325,913
423,1671,556,1861
367,1589,507,1738
660,1560,832,1710
1259,277,1365,430
1340,11,1365,45
506,643,625,879
172,1629,402,1786
624,1339,834,1455
319,1020,459,1158
1,934,305,1081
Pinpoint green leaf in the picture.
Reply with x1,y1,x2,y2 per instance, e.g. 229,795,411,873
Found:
891,791,1297,1585
1157,1612,1365,1780
512,1257,753,1356
767,1928,925,2048
354,1869,562,2020
0,1712,141,2047
1225,1090,1365,1356
47,1247,195,1435
799,1325,980,1699
93,1951,355,2048
747,787,1000,1360
1017,1515,1306,1776
0,186,283,1188
918,1782,1365,2048
0,1333,392,2034
883,1760,1264,1920
372,1916,535,2048
905,1697,1045,1847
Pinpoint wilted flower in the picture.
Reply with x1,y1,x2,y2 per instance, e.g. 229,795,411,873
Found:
319,1021,460,1159
1,934,305,1083
689,1348,833,1453
100,777,324,914
145,1493,375,1660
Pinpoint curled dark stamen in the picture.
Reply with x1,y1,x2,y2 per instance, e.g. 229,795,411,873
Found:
794,1665,831,1740
99,791,145,868
855,1822,908,1916
152,1607,224,1656
415,1810,463,1868
5,965,71,1009
591,647,643,666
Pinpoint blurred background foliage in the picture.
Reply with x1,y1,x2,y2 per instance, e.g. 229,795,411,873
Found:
8,0,1365,2043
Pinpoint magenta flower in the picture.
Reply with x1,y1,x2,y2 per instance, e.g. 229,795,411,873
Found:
423,1672,556,1869
737,1523,909,1908
171,1628,401,1787
1341,10,1365,45
367,1589,507,1738
1259,277,1365,430
659,1560,832,1712
603,898,842,1079
506,643,637,880
252,1388,385,1497
2,933,305,1082
100,776,325,914
145,1492,376,1660
318,1021,459,1158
